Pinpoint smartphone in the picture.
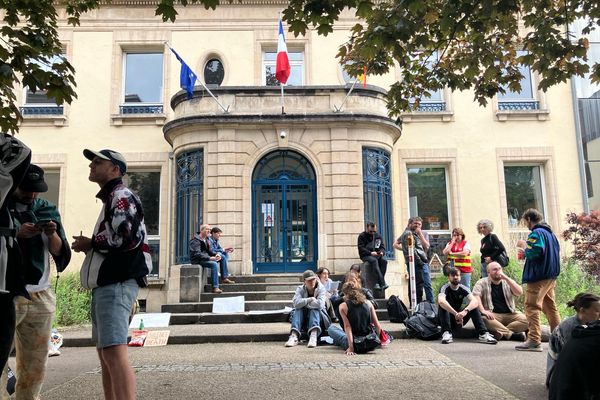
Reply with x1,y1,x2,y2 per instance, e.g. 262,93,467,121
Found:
34,219,52,229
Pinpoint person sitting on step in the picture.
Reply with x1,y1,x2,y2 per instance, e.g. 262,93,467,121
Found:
209,227,235,284
189,224,223,294
438,267,498,345
357,222,388,291
285,270,326,348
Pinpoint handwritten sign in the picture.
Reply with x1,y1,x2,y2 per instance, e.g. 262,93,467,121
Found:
143,330,170,347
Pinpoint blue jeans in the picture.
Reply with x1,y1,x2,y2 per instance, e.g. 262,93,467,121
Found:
481,261,488,278
460,272,472,289
218,252,230,279
199,260,219,288
327,324,348,350
290,308,321,336
91,279,139,348
422,263,434,303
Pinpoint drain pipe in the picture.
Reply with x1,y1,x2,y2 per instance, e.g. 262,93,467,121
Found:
570,78,590,214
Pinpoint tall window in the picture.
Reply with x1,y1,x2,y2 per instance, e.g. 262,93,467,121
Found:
42,169,60,207
123,170,161,276
22,55,65,115
121,52,164,114
263,51,304,86
504,165,545,228
175,150,204,264
498,51,538,110
407,166,451,257
362,147,394,259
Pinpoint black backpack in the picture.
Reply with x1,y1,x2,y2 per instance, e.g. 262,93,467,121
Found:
404,302,442,340
386,295,409,323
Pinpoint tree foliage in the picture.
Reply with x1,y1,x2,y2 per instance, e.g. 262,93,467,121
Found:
3,0,600,133
563,210,600,281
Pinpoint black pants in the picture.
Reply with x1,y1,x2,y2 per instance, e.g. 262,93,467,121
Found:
0,293,16,372
439,306,487,335
361,256,387,285
406,265,425,307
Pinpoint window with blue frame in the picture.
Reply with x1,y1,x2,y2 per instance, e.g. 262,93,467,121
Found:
362,147,394,259
498,50,539,111
175,150,204,264
121,52,164,115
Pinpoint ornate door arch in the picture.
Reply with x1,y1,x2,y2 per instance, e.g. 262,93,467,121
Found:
252,150,317,273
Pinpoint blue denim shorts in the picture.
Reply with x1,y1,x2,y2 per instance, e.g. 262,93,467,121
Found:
91,279,139,348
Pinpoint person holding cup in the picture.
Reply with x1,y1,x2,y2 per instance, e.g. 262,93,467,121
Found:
514,208,561,352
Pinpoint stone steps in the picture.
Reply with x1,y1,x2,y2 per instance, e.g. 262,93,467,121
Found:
163,271,391,325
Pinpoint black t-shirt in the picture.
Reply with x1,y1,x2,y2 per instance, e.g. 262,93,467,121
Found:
440,283,470,311
490,282,511,314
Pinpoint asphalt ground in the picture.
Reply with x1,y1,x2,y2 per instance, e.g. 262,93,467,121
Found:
22,337,548,400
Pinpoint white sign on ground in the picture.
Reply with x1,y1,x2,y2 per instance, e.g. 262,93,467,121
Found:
129,313,171,329
212,296,245,313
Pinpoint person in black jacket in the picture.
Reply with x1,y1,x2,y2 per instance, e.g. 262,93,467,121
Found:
477,219,507,278
357,222,387,290
549,320,600,400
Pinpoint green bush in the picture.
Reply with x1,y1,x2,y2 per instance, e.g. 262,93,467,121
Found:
553,257,600,319
53,272,91,327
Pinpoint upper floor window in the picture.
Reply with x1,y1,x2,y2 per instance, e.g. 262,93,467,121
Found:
263,51,304,86
497,51,539,111
204,58,225,86
121,52,164,114
504,165,546,229
21,55,65,116
409,52,445,112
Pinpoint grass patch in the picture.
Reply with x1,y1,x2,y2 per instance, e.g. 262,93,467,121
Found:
53,272,91,327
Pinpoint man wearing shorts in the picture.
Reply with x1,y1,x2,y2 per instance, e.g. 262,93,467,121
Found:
72,149,151,400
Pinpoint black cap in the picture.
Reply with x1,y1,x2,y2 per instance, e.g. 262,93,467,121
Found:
19,164,48,193
83,149,127,175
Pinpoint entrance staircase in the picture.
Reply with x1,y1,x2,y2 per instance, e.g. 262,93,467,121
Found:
161,273,391,325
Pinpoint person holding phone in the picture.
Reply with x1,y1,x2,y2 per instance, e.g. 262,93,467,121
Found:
1,164,71,399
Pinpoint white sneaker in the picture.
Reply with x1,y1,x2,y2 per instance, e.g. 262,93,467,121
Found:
479,332,498,345
307,333,318,348
285,334,299,347
441,331,453,344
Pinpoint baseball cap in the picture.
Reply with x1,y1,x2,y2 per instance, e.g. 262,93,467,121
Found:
83,149,127,174
302,270,317,281
19,164,48,193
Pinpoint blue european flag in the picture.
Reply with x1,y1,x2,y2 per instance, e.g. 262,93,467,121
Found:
170,47,197,99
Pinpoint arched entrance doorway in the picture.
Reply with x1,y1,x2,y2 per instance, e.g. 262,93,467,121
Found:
252,150,317,273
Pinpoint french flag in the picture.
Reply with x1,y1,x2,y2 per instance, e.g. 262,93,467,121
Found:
275,18,291,84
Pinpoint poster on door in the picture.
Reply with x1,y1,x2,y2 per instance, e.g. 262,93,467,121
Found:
262,203,274,227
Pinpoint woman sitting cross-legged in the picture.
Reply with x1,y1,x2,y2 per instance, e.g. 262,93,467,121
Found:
327,280,383,355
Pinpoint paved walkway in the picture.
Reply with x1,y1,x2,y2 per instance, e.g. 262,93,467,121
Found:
36,339,547,400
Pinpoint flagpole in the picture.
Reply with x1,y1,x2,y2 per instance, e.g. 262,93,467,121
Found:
280,83,285,114
165,42,229,113
333,78,358,112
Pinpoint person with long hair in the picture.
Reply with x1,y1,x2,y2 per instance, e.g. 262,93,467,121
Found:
327,279,382,355
546,292,600,388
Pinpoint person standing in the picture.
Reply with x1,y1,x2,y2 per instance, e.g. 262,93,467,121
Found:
357,222,388,290
515,208,561,352
72,149,151,400
443,227,472,288
477,219,507,278
0,165,71,400
399,217,434,303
